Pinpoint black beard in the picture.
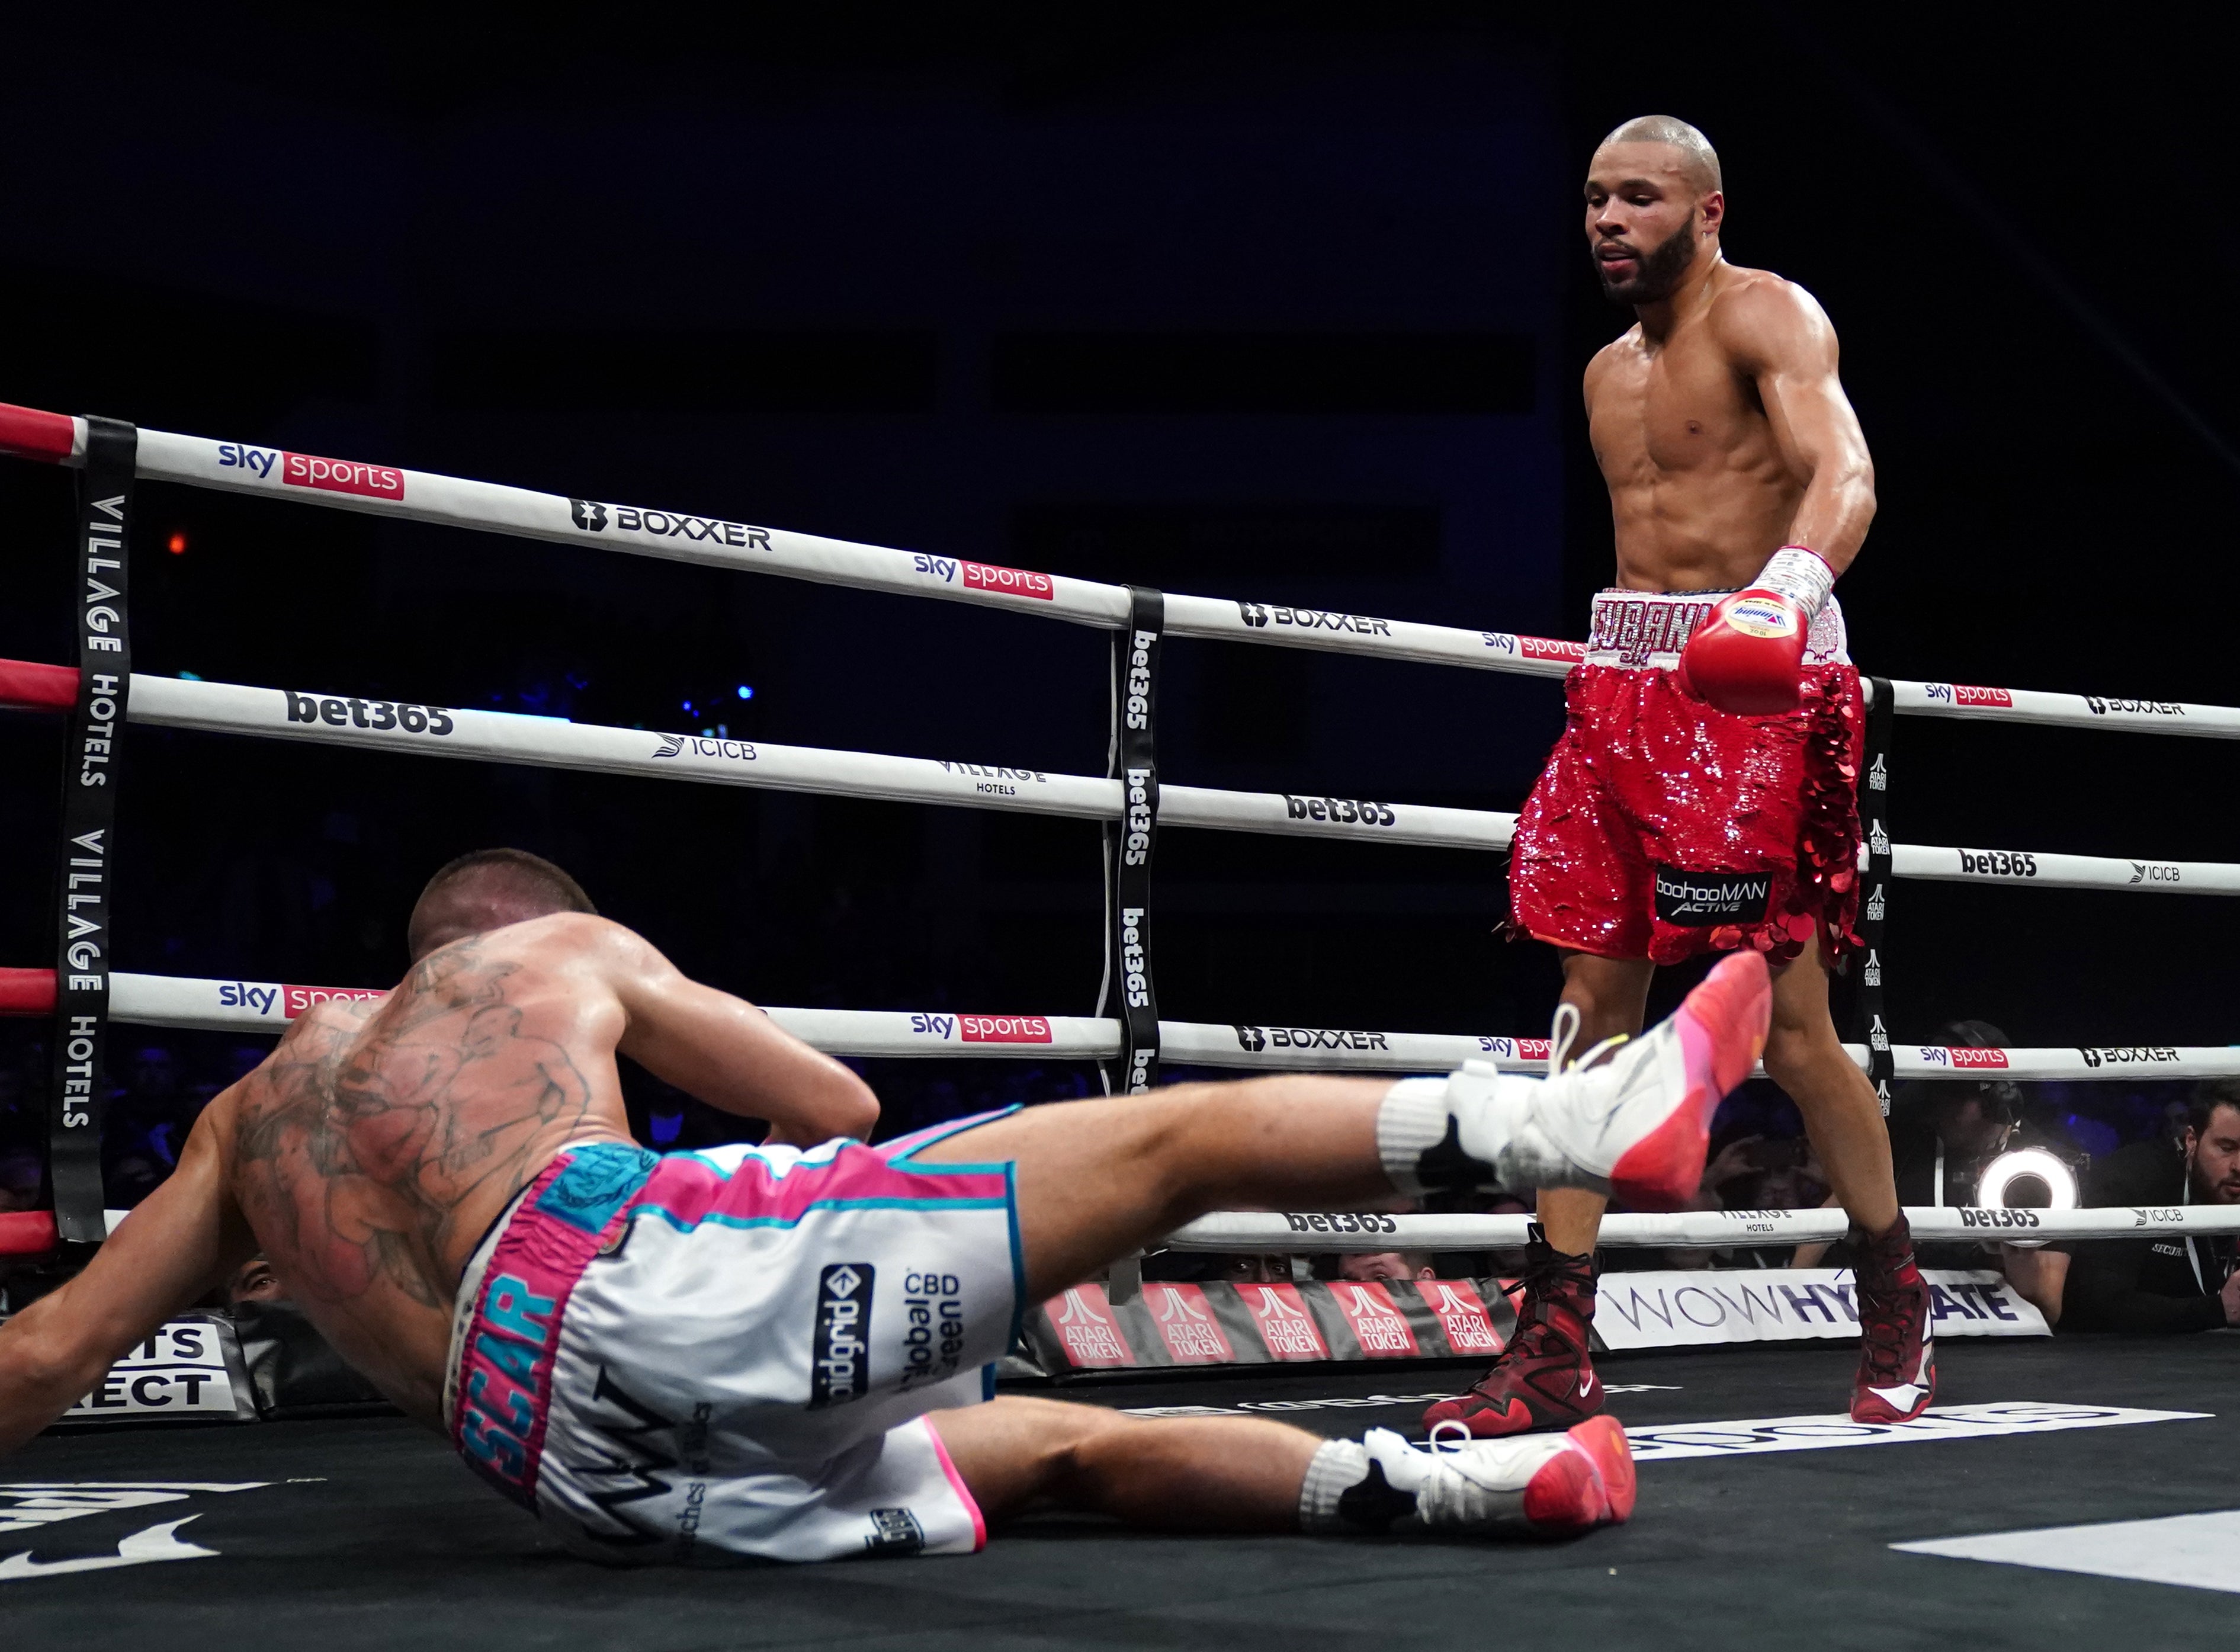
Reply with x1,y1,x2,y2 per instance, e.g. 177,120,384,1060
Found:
1596,221,1699,305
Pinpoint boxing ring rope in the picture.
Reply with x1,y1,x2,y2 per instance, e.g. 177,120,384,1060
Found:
4,401,2238,734
4,1190,2229,1262
2,965,2229,1083
4,661,2235,894
1163,1206,2240,1252
4,957,2233,1258
4,400,2234,1262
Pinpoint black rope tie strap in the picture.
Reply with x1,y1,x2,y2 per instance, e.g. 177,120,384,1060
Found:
1857,674,1895,1115
48,416,138,1252
1100,587,1163,1095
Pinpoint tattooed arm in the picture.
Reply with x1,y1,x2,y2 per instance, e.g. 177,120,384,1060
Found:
0,1092,256,1454
595,922,880,1147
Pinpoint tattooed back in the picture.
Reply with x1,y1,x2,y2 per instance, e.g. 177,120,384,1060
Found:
222,918,637,1423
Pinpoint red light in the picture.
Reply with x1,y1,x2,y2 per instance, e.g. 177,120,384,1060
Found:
166,532,188,555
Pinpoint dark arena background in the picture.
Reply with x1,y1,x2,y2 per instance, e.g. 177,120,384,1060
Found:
1,7,2235,1648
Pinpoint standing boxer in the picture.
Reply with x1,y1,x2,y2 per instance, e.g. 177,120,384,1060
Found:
1429,116,1930,1437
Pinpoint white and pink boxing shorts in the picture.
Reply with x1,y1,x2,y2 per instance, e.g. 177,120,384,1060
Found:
444,1117,1022,1564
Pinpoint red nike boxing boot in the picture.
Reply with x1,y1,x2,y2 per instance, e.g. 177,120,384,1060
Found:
1423,1228,1602,1438
1851,1213,1936,1423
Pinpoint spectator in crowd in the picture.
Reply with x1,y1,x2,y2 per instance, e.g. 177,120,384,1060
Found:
2061,1080,2240,1333
1339,1250,1436,1282
224,1253,290,1308
1662,1128,1830,1269
1217,1255,1295,1283
0,1148,40,1214
1794,1019,2068,1323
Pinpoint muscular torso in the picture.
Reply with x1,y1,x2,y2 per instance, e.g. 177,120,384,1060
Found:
1586,264,1805,592
219,931,636,1424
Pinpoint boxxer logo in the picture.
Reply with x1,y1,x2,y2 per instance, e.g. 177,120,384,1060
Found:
1231,602,1393,637
1233,1026,1392,1053
566,500,774,549
808,1264,874,1410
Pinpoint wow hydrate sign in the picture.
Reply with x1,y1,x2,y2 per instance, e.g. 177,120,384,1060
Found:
1594,1269,2046,1351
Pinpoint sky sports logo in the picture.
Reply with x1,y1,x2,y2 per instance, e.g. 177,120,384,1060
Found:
1923,683,2015,708
910,553,1055,599
809,1263,874,1410
217,442,404,500
904,1013,1054,1043
1477,1036,1555,1061
1481,632,1587,662
215,981,386,1019
1918,1046,2010,1069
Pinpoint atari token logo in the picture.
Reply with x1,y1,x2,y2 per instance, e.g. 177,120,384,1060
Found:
808,1263,874,1410
569,499,609,531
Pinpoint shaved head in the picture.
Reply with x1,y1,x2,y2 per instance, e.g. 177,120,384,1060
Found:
406,847,596,961
1598,114,1722,195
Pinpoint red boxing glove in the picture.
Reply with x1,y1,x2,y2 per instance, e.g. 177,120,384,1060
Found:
1675,546,1835,716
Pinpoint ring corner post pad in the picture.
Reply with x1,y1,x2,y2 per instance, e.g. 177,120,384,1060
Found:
1857,673,1895,1116
47,415,139,1258
1100,586,1164,1095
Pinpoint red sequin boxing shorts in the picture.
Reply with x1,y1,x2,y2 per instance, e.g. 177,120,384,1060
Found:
1510,588,1865,967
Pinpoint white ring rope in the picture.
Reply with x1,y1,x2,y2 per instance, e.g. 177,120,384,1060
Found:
1162,1205,2240,1252
15,968,2230,1084
14,669,2239,894
118,673,1516,852
4,403,2234,732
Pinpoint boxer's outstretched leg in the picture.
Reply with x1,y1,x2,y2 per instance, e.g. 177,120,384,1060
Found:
925,1396,1635,1541
912,950,1770,1301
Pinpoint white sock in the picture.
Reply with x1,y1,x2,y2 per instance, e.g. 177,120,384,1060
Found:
1375,1077,1453,1196
1297,1439,1372,1532
1378,1068,1587,1197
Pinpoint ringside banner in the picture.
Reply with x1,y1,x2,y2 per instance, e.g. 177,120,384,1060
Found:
1593,1268,2048,1351
1022,1277,1517,1374
57,1315,257,1426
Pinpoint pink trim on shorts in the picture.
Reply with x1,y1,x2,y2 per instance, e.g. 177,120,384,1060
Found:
627,1144,1013,1233
919,1414,988,1552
